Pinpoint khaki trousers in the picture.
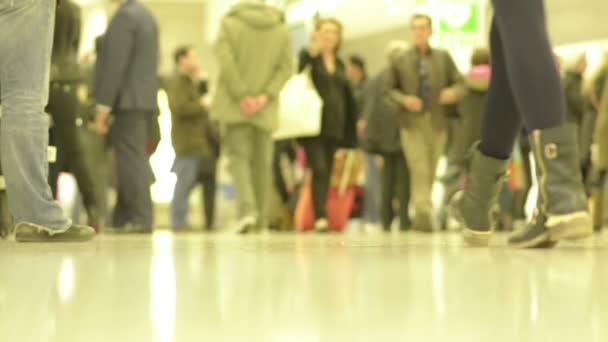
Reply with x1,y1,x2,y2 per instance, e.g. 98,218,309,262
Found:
400,114,447,223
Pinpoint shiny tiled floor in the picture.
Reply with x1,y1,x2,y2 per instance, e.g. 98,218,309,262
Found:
1,230,607,342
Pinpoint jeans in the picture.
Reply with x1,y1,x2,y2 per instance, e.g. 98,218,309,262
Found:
171,155,217,229
224,124,273,221
0,0,70,230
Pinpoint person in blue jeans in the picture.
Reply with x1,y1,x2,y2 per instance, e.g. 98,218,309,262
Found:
455,0,593,248
166,46,218,232
0,0,94,242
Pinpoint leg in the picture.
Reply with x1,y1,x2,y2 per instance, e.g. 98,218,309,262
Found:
0,0,69,230
400,117,434,231
479,19,523,160
224,124,257,219
380,154,396,231
50,83,100,227
457,18,518,245
251,127,274,227
201,169,217,230
492,0,564,132
273,140,291,204
397,152,412,230
46,86,64,199
363,152,381,224
491,0,592,246
170,156,200,229
110,112,153,229
301,138,334,221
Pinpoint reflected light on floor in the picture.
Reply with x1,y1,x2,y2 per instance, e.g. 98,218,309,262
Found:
431,250,447,319
58,258,75,303
150,232,176,342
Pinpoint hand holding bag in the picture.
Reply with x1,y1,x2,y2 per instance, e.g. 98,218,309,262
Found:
274,67,323,140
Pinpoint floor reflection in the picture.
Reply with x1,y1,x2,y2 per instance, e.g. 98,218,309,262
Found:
0,232,606,341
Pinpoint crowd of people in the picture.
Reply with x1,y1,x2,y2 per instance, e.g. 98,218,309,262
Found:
0,0,607,246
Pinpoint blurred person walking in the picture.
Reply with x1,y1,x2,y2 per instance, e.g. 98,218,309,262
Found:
0,0,95,242
347,55,381,232
214,0,293,234
167,46,218,232
94,0,159,233
47,0,101,231
590,54,608,232
563,53,588,162
455,0,593,248
298,18,359,233
361,41,411,232
441,48,491,229
386,14,463,232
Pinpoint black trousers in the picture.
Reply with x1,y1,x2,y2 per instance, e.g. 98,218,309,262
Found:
301,137,337,219
46,81,99,224
200,171,217,229
381,152,411,230
273,140,296,204
109,111,153,228
480,0,566,160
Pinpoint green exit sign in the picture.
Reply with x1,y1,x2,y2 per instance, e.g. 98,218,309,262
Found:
439,1,478,33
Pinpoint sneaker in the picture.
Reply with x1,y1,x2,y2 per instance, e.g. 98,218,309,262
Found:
314,218,329,233
235,215,257,235
15,223,95,243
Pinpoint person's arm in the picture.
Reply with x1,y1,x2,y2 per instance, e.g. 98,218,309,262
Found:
167,80,207,120
593,76,608,169
215,18,248,101
384,58,407,105
566,76,585,120
262,27,294,99
440,52,465,104
94,11,135,110
72,3,82,53
361,76,378,123
298,48,315,73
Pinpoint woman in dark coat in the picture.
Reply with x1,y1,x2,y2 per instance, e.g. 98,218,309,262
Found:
298,18,358,232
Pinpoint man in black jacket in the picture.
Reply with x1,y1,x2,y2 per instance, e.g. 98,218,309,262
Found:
48,0,101,231
94,0,159,232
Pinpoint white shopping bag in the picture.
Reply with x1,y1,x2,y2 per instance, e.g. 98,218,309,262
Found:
274,68,323,140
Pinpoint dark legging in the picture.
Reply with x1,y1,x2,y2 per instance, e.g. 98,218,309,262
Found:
301,137,337,219
480,0,566,160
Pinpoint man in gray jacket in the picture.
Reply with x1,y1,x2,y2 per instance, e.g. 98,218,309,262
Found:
95,0,159,232
386,14,463,232
214,1,293,233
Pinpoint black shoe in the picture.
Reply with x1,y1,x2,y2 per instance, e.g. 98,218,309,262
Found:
508,214,552,248
412,214,434,233
172,226,196,233
105,224,152,235
125,224,153,234
509,125,592,248
15,223,95,243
